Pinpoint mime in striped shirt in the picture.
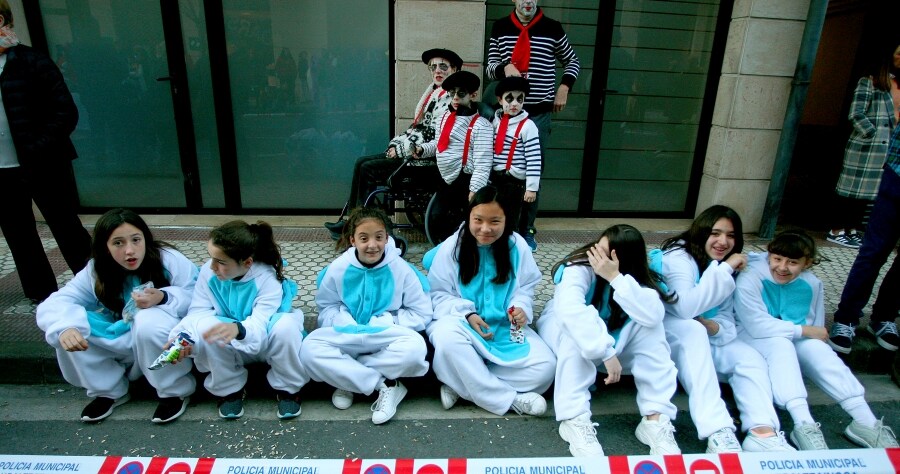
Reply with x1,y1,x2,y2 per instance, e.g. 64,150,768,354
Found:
486,0,580,251
490,76,541,243
422,71,494,243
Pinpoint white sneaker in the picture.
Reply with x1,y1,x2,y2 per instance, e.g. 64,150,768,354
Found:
559,413,604,457
370,381,407,425
511,392,547,416
741,431,796,452
440,384,459,410
790,422,829,450
635,414,681,455
332,389,354,410
706,427,742,453
844,418,899,448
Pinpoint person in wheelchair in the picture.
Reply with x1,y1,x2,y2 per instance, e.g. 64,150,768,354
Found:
425,70,493,244
324,48,462,238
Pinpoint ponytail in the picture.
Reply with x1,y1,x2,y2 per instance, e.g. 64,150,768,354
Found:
210,220,285,281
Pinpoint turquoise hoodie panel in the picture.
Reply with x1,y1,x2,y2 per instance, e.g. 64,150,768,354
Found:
423,244,441,271
341,264,395,325
207,274,259,323
556,263,627,343
651,249,717,319
761,278,814,325
267,278,299,333
408,262,430,292
459,240,530,361
87,308,131,339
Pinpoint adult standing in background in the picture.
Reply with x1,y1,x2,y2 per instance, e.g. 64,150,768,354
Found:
827,44,899,248
486,0,580,251
0,0,91,302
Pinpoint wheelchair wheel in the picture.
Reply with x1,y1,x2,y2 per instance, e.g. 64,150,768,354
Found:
393,234,408,257
424,191,464,246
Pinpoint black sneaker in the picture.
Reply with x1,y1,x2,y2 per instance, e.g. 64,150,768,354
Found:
81,394,130,422
826,231,860,249
151,396,189,424
276,390,302,420
869,321,900,351
324,220,346,240
217,390,245,419
828,322,856,354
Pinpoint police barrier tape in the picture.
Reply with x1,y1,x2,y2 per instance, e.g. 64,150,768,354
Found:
0,449,898,474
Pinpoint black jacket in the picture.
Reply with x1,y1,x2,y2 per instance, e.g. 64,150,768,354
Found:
0,44,78,165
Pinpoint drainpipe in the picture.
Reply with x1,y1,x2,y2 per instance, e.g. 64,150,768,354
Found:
758,0,829,239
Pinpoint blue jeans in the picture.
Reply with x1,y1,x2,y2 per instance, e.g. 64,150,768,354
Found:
834,166,900,325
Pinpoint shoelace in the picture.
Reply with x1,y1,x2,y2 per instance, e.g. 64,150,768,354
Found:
574,420,600,442
774,431,790,447
799,423,828,449
371,386,392,412
832,323,856,338
875,419,899,447
511,396,535,415
877,322,899,338
649,420,678,446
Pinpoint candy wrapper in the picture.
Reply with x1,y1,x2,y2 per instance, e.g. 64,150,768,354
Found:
122,281,155,322
508,306,525,344
149,332,194,370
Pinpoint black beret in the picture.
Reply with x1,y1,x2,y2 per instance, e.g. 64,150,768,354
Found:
441,71,481,93
421,48,463,70
495,76,530,97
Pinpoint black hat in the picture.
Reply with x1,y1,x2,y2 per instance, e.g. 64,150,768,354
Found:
495,76,530,97
421,48,463,70
441,71,480,93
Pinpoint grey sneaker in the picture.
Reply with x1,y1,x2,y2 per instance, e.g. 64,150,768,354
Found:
706,427,742,453
511,392,546,416
439,384,459,410
826,231,860,249
790,422,828,450
741,431,796,452
635,414,681,455
844,418,899,448
559,413,604,457
332,388,354,410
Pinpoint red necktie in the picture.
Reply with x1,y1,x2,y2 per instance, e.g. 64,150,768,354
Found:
437,111,457,153
509,9,543,74
494,113,510,155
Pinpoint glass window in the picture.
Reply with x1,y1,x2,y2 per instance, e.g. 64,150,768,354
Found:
222,0,390,209
39,0,187,207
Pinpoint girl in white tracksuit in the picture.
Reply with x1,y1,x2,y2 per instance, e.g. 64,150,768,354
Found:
657,205,793,453
425,185,555,416
302,207,432,425
735,230,898,449
37,209,198,424
537,224,681,457
171,220,308,420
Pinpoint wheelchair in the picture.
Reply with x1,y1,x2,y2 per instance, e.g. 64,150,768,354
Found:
362,157,466,255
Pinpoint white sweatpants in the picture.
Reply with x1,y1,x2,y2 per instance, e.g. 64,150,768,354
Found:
537,314,678,422
56,307,195,399
738,333,865,409
427,317,556,416
184,312,309,396
711,339,780,432
300,325,428,395
664,317,735,438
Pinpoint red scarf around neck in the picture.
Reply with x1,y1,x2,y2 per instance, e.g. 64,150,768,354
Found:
510,9,543,73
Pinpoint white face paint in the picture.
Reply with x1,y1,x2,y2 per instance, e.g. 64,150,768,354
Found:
448,88,475,109
499,90,526,115
513,0,538,21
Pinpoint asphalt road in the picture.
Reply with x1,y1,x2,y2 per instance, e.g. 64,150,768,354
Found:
1,377,898,459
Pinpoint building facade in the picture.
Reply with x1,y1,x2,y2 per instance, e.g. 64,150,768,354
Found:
11,0,882,231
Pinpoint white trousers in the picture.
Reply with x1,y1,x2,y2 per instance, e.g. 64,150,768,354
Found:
427,317,556,416
664,317,735,438
184,312,309,396
711,339,780,432
300,326,429,395
56,307,195,399
537,314,678,422
739,333,865,409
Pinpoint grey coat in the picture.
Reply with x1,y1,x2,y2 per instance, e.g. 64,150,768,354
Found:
835,77,896,199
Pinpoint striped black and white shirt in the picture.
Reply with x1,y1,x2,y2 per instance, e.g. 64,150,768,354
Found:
486,8,580,116
435,107,494,193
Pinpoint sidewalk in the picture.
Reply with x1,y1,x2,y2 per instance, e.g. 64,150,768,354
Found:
0,216,893,385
